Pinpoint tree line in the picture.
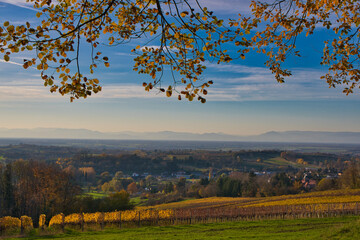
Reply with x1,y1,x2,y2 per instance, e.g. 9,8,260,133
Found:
0,160,133,225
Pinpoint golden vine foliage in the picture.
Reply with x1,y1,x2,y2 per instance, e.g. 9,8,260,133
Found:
158,209,174,219
47,209,174,228
64,213,83,224
244,195,360,208
39,214,46,228
232,0,360,93
0,0,234,102
121,210,138,221
104,211,120,223
0,216,21,230
83,212,104,224
20,216,33,229
49,213,64,227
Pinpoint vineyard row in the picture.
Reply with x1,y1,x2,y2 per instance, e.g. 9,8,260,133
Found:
1,203,360,234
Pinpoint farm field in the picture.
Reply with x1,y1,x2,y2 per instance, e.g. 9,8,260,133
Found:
8,216,360,240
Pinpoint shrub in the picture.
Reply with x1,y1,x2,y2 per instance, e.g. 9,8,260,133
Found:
39,214,46,229
20,216,33,230
0,216,21,232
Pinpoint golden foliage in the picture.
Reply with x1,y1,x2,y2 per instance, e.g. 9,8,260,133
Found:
83,212,104,224
158,209,174,219
137,189,360,212
40,190,360,229
104,211,120,223
0,0,359,102
121,210,138,222
244,195,360,208
0,0,231,103
49,213,64,227
0,216,21,230
46,209,175,227
39,214,46,228
64,213,82,224
232,0,360,93
20,216,33,229
137,197,253,210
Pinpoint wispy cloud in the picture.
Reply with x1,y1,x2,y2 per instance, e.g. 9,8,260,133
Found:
206,62,326,84
206,82,344,101
0,0,36,11
0,74,355,102
0,78,42,86
0,82,162,100
1,60,358,102
96,84,163,99
206,62,270,76
0,59,23,67
0,59,37,70
115,52,134,57
195,0,252,14
0,0,250,14
140,45,162,50
0,85,61,100
202,62,359,101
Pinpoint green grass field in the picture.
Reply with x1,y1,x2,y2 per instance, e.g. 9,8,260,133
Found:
10,216,360,240
82,192,108,199
264,157,317,168
130,196,148,206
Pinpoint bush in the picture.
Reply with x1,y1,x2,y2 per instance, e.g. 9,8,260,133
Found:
49,213,64,228
0,216,21,233
39,214,46,229
20,216,33,230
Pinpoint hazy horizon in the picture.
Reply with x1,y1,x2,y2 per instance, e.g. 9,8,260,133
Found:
1,128,360,144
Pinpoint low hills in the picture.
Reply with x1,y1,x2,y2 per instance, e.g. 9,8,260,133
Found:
1,128,360,143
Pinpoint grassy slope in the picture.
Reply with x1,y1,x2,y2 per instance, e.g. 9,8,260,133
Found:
12,216,360,240
83,192,108,199
264,157,317,168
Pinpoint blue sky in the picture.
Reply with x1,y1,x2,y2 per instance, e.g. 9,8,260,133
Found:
0,0,360,136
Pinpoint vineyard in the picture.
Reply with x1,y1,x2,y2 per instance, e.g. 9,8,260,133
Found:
1,189,360,235
140,189,360,210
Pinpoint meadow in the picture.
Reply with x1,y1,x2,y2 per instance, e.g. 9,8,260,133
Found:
7,216,360,240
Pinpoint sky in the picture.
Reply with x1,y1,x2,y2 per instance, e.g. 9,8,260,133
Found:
0,0,360,136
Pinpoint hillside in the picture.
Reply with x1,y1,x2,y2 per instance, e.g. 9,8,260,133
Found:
138,189,360,211
3,189,360,239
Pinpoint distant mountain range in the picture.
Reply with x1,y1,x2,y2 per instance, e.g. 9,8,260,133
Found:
0,128,360,144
